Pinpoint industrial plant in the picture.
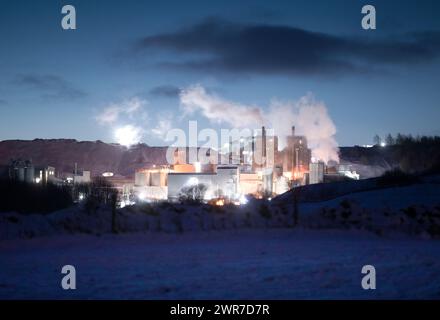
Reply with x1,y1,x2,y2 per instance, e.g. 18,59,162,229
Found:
113,125,359,206
1,125,359,207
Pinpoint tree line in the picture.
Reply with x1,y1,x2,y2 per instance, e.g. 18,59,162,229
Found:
373,134,440,174
373,133,440,147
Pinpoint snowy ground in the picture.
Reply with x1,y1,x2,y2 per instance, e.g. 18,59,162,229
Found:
1,229,440,299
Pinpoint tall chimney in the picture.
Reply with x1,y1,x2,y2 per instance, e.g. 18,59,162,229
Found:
229,136,233,164
292,126,295,137
262,126,267,158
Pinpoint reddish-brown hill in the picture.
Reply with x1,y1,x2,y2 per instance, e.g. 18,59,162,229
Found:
0,139,170,177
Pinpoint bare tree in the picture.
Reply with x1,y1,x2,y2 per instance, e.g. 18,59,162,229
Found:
111,192,118,233
85,177,118,213
373,134,381,146
385,134,395,146
179,183,208,203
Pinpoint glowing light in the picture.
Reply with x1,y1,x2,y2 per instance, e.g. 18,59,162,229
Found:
187,177,199,186
79,193,85,201
102,172,114,177
380,142,386,147
138,192,147,201
35,177,41,183
239,194,248,205
114,125,143,147
215,199,225,206
283,172,292,180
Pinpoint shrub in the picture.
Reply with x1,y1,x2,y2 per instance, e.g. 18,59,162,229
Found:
137,203,160,216
84,177,118,214
0,179,73,214
259,202,272,220
402,206,417,219
178,183,208,204
340,199,351,210
377,169,419,187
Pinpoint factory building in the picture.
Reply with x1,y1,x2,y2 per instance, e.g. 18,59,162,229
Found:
9,159,35,183
8,159,56,184
239,173,263,196
309,161,325,184
128,124,360,204
104,175,135,205
252,126,278,170
167,165,240,201
73,170,91,184
281,126,312,182
65,164,91,184
134,166,169,201
132,125,313,202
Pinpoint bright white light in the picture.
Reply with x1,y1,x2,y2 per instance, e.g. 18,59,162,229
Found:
239,194,248,205
187,177,199,186
120,200,135,208
114,125,143,147
79,193,85,201
380,142,386,147
102,172,114,177
138,192,147,201
35,177,41,183
343,171,360,180
194,162,201,173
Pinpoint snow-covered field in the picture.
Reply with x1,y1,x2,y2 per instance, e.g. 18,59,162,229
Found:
1,229,440,299
1,179,440,299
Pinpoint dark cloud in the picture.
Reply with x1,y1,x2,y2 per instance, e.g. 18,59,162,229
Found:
14,74,86,100
135,18,440,77
149,85,180,98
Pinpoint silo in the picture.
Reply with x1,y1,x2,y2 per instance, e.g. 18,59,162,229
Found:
135,170,151,186
25,161,34,183
17,167,25,182
262,168,273,195
150,172,161,186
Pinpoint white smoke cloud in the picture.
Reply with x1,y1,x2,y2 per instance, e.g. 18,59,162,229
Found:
95,96,178,145
96,97,146,125
151,115,173,139
180,85,339,163
267,95,339,163
96,106,120,125
180,84,264,128
95,97,147,147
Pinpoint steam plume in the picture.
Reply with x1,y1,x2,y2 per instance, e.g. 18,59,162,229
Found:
180,85,264,128
180,85,339,163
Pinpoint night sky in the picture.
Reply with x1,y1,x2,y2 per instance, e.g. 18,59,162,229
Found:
1,0,440,146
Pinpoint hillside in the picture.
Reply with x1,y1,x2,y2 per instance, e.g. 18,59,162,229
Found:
0,139,170,177
2,138,437,178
